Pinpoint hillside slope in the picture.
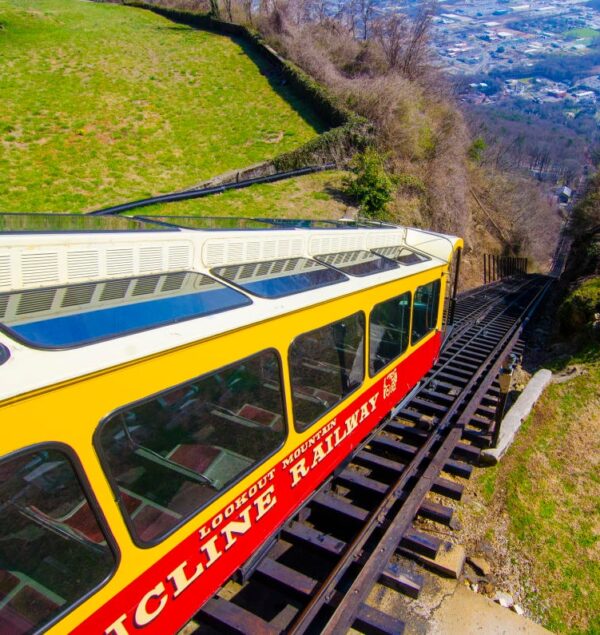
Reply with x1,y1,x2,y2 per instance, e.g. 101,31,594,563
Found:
0,0,323,211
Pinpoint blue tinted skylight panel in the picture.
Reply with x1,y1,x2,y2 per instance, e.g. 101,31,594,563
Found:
315,250,399,277
371,246,430,265
212,258,347,298
0,272,250,348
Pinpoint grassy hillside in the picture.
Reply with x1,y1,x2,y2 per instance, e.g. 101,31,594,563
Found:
130,170,350,218
474,343,600,634
0,0,323,212
455,173,600,632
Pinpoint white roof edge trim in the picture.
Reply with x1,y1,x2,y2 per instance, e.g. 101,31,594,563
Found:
403,227,461,262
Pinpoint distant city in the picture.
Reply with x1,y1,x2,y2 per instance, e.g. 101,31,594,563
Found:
434,0,600,104
386,0,600,185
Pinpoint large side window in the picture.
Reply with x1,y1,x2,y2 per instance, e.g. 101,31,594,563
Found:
0,448,114,634
412,280,441,344
97,350,286,545
289,313,365,431
370,292,411,376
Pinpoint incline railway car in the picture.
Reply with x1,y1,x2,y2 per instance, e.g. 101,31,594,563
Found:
0,213,462,635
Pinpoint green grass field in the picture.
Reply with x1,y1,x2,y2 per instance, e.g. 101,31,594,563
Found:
130,170,351,219
476,343,600,635
564,27,600,40
0,0,324,212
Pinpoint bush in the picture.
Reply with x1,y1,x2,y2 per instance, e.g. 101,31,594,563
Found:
558,276,600,335
396,172,426,194
468,136,487,163
343,150,396,218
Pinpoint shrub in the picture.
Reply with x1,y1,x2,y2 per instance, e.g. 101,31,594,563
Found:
396,172,426,194
558,276,600,335
342,149,396,218
468,136,487,163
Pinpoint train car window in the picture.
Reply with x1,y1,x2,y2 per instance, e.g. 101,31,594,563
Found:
315,250,398,277
211,258,347,299
411,280,441,344
97,350,286,545
369,292,411,376
289,313,365,430
0,272,251,349
372,246,430,266
0,448,115,634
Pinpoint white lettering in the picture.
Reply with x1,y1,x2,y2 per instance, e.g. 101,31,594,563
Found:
290,459,309,487
369,393,379,411
198,524,211,540
211,513,223,529
345,411,359,434
200,535,223,568
105,614,129,635
253,485,277,520
224,503,235,518
310,442,326,468
167,560,204,598
221,507,252,550
134,582,167,627
235,491,248,510
359,402,370,422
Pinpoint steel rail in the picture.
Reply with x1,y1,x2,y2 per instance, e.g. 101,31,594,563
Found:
188,275,552,635
286,276,551,635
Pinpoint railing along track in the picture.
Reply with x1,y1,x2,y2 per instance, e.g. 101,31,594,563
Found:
190,274,551,635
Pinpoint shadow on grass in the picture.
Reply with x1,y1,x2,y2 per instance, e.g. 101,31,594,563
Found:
231,35,329,135
323,183,353,206
544,339,600,372
148,12,330,135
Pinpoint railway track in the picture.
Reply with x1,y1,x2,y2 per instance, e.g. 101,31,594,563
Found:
187,274,551,635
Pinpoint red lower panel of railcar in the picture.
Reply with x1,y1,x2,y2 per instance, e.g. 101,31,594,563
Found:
72,332,441,635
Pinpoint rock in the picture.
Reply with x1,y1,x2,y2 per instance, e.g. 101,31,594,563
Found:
494,591,514,608
450,517,463,531
511,604,525,615
464,570,479,585
471,583,479,593
477,540,494,558
481,581,495,596
467,556,491,577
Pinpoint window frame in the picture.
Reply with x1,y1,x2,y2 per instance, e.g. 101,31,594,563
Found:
368,291,412,378
0,441,120,632
210,257,349,300
313,250,399,278
371,246,431,266
0,270,253,352
93,348,289,548
410,278,442,347
288,311,366,433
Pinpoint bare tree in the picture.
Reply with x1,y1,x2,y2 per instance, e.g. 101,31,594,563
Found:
222,0,233,21
374,13,407,70
209,0,220,18
240,0,253,24
357,0,376,40
400,1,436,80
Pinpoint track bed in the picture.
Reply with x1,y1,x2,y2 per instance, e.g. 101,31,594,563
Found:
186,275,551,635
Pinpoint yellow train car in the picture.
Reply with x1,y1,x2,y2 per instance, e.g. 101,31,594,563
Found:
0,214,461,634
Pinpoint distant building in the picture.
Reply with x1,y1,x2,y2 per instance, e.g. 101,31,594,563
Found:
558,186,573,203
